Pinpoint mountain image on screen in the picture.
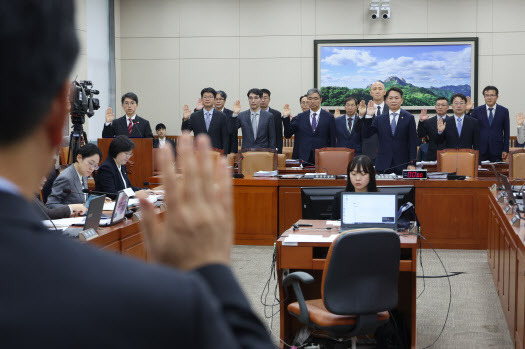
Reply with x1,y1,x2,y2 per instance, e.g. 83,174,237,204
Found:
321,76,471,107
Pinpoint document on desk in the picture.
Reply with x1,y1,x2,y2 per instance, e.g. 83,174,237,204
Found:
42,217,85,229
282,234,338,246
128,195,159,206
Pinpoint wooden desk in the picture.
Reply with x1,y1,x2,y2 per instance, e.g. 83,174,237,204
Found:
487,191,525,348
277,220,418,348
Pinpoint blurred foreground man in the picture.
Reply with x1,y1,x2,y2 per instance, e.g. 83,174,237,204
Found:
0,1,272,348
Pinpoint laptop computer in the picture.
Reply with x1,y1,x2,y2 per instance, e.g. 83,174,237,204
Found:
63,195,106,238
340,192,398,231
100,190,129,227
499,174,524,209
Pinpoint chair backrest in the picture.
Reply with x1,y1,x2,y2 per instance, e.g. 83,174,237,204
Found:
277,154,286,170
226,153,236,168
436,148,478,177
321,229,400,315
282,147,294,160
60,146,70,165
315,148,355,175
240,148,277,176
509,149,525,178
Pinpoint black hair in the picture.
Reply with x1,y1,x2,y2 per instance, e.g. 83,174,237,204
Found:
385,87,403,99
261,88,271,97
108,135,135,159
483,85,499,96
344,96,359,106
216,90,227,100
450,93,467,104
0,1,79,146
74,143,102,163
201,87,216,98
247,88,263,98
155,123,166,131
121,92,138,104
436,97,448,103
300,95,308,103
345,155,378,192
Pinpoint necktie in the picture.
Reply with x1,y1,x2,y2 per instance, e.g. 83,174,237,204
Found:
488,108,494,126
205,112,211,131
251,113,258,138
377,106,382,116
390,113,397,136
128,118,133,135
311,113,317,133
457,117,462,137
347,117,353,133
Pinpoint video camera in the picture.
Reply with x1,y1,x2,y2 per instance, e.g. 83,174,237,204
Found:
70,80,100,125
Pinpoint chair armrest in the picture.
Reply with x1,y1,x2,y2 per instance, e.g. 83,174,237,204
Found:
282,272,314,325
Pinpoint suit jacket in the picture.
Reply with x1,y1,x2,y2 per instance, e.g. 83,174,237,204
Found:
235,110,276,150
0,191,272,348
153,137,176,150
95,157,140,200
102,115,154,138
46,165,87,208
361,109,417,173
417,115,448,161
361,104,389,162
181,109,230,153
335,115,361,154
470,104,510,155
268,107,283,153
222,108,239,154
436,115,480,150
33,196,71,220
282,109,336,163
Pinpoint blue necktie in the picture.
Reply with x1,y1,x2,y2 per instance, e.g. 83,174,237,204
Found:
205,112,211,131
390,113,397,136
488,108,494,127
311,113,317,133
457,117,462,137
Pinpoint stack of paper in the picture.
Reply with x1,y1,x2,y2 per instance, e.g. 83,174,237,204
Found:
282,234,338,246
253,170,278,177
427,172,448,179
42,217,85,229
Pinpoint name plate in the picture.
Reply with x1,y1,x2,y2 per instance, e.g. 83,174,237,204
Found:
511,214,521,227
504,205,512,214
132,212,143,222
497,192,505,202
79,228,98,242
490,184,498,193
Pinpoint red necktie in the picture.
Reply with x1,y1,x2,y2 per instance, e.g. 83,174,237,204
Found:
128,118,133,135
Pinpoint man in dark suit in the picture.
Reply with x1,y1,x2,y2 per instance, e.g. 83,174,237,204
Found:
0,2,273,347
102,92,154,138
260,89,283,153
417,97,449,161
232,89,276,150
470,86,509,162
335,96,361,154
215,90,237,153
181,87,230,153
282,88,336,164
361,81,389,163
153,123,176,149
358,87,417,174
436,93,480,151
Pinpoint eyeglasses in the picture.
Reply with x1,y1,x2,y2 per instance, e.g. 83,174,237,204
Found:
308,97,320,101
202,95,215,100
452,102,466,106
435,104,449,107
123,101,136,106
215,98,225,101
484,94,497,98
87,161,99,170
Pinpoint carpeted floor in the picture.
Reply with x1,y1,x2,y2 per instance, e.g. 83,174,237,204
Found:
231,246,513,348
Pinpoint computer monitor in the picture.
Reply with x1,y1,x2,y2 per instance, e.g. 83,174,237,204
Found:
301,187,345,219
377,185,415,208
500,174,519,205
341,192,397,230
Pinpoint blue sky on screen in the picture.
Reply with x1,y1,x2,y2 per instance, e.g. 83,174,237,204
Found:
320,44,472,88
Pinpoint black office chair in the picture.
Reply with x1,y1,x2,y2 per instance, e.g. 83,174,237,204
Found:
283,228,401,349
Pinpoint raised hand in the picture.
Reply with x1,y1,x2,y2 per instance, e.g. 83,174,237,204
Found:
465,96,473,113
105,107,115,123
183,105,191,121
196,98,203,110
367,100,376,116
283,104,291,118
419,108,429,121
437,117,446,133
358,100,367,117
333,108,341,118
140,133,233,270
233,100,241,115
517,112,524,126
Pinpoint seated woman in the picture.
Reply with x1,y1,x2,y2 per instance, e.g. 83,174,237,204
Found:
95,135,151,200
46,143,102,209
331,155,378,220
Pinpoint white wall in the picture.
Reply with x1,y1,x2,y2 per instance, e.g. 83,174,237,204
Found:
116,0,525,135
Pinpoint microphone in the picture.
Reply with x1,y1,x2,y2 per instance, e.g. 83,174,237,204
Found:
233,155,244,178
34,199,60,232
381,160,416,175
131,120,144,138
300,160,331,175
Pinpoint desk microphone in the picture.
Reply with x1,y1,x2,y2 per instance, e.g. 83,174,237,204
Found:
233,155,244,178
132,121,144,138
382,160,416,175
300,160,331,175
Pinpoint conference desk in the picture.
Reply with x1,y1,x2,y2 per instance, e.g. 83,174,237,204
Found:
230,177,495,249
277,220,418,348
488,190,525,349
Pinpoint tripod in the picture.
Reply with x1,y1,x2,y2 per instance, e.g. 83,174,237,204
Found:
67,119,87,164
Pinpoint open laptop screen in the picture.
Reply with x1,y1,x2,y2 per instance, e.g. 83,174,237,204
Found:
341,192,397,229
111,190,129,224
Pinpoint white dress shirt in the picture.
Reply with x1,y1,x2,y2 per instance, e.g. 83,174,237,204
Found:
486,104,497,120
114,160,127,189
389,110,400,125
374,102,385,116
158,137,166,148
105,114,136,127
